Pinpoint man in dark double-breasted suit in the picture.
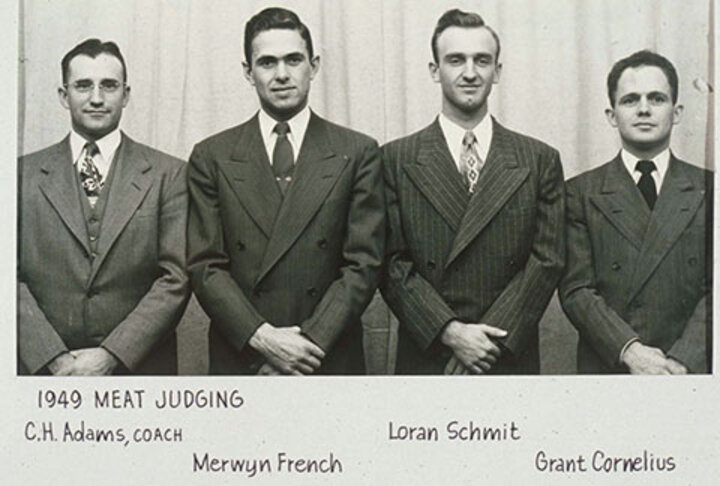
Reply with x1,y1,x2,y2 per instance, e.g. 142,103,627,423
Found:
187,8,385,375
381,9,565,375
560,50,711,374
18,39,189,375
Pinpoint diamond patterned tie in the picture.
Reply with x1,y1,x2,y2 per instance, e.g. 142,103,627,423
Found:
273,122,294,195
461,130,483,193
80,142,103,207
635,159,657,210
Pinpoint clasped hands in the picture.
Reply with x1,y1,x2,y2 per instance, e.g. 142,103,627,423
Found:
441,319,507,375
250,323,325,375
621,341,687,375
48,347,119,376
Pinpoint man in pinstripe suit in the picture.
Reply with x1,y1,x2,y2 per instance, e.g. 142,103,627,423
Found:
559,51,711,374
381,9,565,374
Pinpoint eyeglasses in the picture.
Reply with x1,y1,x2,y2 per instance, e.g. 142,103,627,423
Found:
65,80,125,94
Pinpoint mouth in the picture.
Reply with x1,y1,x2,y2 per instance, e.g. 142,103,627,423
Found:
458,85,481,90
84,110,109,116
633,122,656,129
271,87,296,93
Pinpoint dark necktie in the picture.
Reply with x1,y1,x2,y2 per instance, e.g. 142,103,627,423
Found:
635,159,657,210
80,142,103,206
461,131,483,193
273,122,294,195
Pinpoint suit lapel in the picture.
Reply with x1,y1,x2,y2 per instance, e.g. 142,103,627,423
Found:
37,137,90,255
625,157,705,304
220,116,282,238
589,156,650,250
445,121,529,268
90,135,152,282
255,114,347,285
403,119,468,232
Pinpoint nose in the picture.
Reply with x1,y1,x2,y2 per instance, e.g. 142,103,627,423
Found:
275,61,290,82
637,96,650,115
462,60,478,80
89,85,104,105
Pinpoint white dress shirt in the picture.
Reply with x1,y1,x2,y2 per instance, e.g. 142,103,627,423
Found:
258,106,311,165
620,147,670,191
70,128,122,184
438,112,493,173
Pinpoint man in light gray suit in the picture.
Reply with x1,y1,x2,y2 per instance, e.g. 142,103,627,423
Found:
18,39,190,375
560,50,711,374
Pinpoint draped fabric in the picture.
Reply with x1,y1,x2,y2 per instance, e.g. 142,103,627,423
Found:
19,0,713,373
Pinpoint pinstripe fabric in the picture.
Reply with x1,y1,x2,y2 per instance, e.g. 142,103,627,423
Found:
188,113,385,374
559,155,712,373
381,118,565,374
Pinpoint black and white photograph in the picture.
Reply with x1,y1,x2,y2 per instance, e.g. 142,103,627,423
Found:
2,0,719,484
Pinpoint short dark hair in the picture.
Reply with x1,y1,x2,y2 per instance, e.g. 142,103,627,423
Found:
244,7,314,65
607,49,679,106
431,9,501,64
61,38,127,85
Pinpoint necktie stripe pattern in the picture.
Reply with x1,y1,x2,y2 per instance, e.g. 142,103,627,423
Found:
461,130,483,193
80,141,103,206
635,159,657,210
273,122,294,195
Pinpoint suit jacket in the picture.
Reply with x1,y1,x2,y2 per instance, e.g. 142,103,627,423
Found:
381,118,565,374
559,155,712,373
187,112,385,374
18,133,190,375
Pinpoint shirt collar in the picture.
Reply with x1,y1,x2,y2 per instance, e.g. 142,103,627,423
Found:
438,113,493,169
258,105,312,152
69,128,122,165
620,147,670,187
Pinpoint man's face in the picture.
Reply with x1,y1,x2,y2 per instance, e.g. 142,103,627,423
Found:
244,29,319,120
605,65,682,155
430,26,501,119
58,53,130,141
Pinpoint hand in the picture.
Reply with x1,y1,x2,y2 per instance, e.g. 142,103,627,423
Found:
47,352,76,376
66,347,119,376
444,355,472,375
440,320,507,374
621,342,676,375
666,358,688,375
248,323,325,375
256,363,282,376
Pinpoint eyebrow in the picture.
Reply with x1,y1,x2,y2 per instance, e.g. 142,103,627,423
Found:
255,51,306,61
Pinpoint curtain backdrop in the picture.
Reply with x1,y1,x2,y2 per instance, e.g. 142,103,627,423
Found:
19,0,713,374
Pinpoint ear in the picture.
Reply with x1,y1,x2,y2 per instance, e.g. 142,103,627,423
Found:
492,62,503,84
604,107,618,128
672,104,684,125
58,86,70,109
428,61,440,83
309,55,320,80
242,62,255,85
121,85,131,108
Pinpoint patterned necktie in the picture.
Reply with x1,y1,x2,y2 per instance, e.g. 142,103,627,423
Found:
273,122,294,195
80,142,103,206
461,130,483,193
635,159,657,210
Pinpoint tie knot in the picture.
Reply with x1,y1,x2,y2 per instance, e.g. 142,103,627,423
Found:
84,141,99,157
462,130,476,148
274,122,290,137
636,159,656,175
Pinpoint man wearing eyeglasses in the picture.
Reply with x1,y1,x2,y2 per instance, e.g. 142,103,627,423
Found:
17,38,190,375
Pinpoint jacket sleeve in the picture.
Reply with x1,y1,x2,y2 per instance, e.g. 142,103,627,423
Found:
101,161,191,370
17,281,68,374
187,143,267,353
299,140,386,350
380,142,458,351
559,178,639,367
479,148,566,356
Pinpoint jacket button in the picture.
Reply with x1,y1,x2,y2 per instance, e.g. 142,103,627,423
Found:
509,259,516,267
611,262,621,270
307,287,318,297
89,235,97,242
237,241,245,251
87,289,97,298
318,239,328,249
253,288,264,298
688,257,697,266
90,252,99,260
427,260,436,269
